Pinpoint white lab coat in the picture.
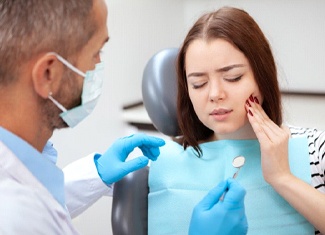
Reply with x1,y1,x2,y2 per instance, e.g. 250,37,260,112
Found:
63,153,113,218
0,141,113,234
0,141,79,234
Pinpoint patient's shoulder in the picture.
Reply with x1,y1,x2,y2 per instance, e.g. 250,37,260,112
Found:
160,138,183,153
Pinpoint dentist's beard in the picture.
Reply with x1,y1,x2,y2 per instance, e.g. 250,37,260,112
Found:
41,71,82,130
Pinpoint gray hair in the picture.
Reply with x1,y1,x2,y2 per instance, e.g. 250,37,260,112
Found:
0,0,96,85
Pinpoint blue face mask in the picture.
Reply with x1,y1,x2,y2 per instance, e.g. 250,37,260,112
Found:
48,53,104,128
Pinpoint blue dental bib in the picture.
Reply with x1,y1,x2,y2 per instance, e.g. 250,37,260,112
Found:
148,137,313,235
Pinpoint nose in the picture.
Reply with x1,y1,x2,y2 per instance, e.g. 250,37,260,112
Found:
209,80,225,102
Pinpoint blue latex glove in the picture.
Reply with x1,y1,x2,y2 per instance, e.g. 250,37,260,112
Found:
94,133,165,185
189,178,248,235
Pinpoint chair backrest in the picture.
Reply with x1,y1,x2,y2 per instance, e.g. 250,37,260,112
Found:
111,167,149,235
111,48,179,235
142,48,179,137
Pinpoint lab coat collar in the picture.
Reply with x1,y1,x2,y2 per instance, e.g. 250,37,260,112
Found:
0,127,65,208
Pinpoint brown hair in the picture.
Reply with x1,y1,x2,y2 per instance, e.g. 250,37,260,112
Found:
176,7,282,156
0,0,96,86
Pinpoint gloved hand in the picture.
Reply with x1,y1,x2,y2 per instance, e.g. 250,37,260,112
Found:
189,178,248,235
94,133,165,185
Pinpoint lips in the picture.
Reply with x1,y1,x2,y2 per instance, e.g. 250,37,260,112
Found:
209,108,232,121
210,108,232,115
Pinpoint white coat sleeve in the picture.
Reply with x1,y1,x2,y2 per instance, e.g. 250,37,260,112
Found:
63,153,113,218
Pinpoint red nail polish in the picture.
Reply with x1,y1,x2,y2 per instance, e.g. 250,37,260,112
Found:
249,95,254,102
246,100,251,107
254,97,259,104
249,110,253,116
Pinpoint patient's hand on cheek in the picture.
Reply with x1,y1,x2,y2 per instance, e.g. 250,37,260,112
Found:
245,95,292,186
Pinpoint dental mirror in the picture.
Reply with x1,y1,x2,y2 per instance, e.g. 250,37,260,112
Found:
219,155,246,201
232,155,245,179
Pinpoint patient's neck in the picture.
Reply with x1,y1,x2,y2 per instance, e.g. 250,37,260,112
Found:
208,123,257,142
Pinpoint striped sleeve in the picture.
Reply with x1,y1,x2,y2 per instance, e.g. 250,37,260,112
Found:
290,126,325,193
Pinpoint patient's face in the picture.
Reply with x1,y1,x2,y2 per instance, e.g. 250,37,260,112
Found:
185,38,262,140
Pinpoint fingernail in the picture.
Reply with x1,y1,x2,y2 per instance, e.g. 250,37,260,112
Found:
249,95,254,102
254,96,259,104
246,100,251,107
249,110,253,116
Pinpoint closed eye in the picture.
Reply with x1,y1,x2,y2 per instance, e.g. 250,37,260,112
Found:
192,82,207,89
224,75,242,82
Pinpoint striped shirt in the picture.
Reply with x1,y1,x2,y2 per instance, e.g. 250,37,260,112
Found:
290,126,325,235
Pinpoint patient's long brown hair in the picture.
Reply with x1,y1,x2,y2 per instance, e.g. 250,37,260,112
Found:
176,7,282,156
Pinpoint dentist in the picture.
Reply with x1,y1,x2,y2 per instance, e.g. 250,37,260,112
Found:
0,0,164,233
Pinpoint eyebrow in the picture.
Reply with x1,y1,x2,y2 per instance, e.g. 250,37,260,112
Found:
216,64,245,72
103,36,110,45
187,64,246,78
98,36,110,51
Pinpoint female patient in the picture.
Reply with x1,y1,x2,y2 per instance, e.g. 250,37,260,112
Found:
148,6,325,235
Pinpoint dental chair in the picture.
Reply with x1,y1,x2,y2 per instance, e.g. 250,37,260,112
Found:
111,48,179,235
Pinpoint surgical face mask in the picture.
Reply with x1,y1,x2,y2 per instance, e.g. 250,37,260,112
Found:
48,53,104,128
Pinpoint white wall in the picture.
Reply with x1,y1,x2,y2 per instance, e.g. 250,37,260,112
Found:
183,0,325,94
50,1,325,234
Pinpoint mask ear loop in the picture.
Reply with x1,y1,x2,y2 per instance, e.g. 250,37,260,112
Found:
47,52,86,77
46,52,86,113
48,92,67,112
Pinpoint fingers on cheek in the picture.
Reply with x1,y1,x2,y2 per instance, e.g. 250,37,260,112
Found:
245,100,254,117
245,95,263,117
253,96,260,105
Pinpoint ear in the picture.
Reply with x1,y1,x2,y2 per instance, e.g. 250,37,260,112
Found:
31,53,64,99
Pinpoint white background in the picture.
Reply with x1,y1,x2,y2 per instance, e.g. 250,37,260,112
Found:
50,0,325,234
